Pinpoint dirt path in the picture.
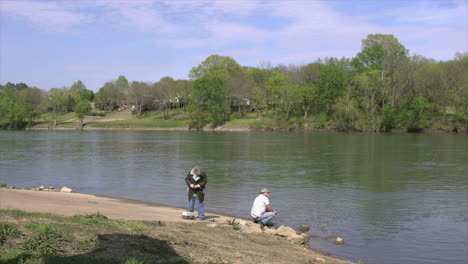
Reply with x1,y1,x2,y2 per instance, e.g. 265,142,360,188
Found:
0,188,231,223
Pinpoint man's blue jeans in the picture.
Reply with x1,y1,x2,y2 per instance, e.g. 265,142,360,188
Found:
257,212,276,226
188,195,205,219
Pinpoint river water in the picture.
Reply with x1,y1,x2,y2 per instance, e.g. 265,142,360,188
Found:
0,130,467,264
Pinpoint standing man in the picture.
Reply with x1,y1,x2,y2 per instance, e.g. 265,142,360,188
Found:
250,187,277,227
185,166,207,220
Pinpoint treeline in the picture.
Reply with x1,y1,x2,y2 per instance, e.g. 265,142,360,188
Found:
1,34,467,131
0,80,94,129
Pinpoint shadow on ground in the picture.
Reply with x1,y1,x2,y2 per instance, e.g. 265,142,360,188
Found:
5,233,190,264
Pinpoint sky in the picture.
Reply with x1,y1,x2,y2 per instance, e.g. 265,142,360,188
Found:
0,0,467,92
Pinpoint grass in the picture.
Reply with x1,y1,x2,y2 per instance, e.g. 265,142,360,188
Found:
87,118,190,128
0,222,20,244
226,219,241,231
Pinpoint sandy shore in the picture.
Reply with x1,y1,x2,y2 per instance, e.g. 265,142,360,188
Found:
0,188,233,223
1,188,353,264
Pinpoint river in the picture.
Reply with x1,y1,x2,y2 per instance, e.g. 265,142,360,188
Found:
0,130,467,264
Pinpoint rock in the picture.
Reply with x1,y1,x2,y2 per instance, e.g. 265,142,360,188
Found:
297,225,310,233
273,226,306,244
237,219,249,227
301,233,311,243
334,237,344,245
274,225,298,237
315,257,326,262
60,187,72,193
38,186,45,190
49,186,55,190
242,223,263,233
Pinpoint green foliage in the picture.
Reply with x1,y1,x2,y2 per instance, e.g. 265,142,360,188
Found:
406,97,431,128
332,95,361,131
352,34,408,72
0,183,7,187
316,58,348,116
2,34,467,132
74,99,92,127
21,224,65,255
226,219,241,231
0,222,20,244
188,77,227,129
72,212,108,225
95,81,125,111
380,105,397,131
189,54,242,80
0,209,43,217
0,88,31,129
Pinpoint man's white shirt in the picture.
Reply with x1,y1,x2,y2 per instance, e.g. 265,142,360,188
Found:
251,194,270,218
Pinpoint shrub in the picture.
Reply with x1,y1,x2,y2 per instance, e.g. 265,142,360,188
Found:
226,219,241,231
0,222,20,244
21,224,65,255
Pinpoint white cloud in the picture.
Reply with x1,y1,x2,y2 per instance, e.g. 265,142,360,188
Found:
0,0,91,31
100,0,178,33
390,1,468,26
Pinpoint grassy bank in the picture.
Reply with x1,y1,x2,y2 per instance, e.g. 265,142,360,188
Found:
30,108,463,133
0,209,349,264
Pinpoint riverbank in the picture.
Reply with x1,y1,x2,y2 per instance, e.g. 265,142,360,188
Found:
0,188,353,264
26,108,465,133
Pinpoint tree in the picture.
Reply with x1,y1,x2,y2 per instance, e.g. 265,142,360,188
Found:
172,79,193,114
316,58,347,116
16,87,44,126
189,54,242,80
189,55,243,118
0,88,31,129
74,99,91,128
291,83,317,119
116,75,130,102
129,81,153,118
95,81,125,110
154,76,176,119
187,77,226,129
266,73,288,120
70,80,86,95
247,67,273,118
43,88,67,127
406,97,431,128
351,34,408,108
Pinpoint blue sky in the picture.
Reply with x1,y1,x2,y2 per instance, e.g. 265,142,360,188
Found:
1,0,466,92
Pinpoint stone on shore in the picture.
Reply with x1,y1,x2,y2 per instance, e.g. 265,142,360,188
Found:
334,237,344,245
297,225,310,233
237,219,263,233
60,187,72,193
271,225,309,244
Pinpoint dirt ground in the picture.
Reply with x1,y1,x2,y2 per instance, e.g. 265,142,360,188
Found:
0,188,353,264
0,188,232,223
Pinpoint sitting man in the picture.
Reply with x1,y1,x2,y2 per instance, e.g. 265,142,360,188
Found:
250,187,277,227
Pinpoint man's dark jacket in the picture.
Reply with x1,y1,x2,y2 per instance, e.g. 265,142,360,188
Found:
184,171,207,203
